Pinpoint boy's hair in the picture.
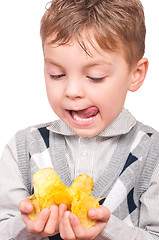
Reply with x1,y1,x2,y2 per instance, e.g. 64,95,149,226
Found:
40,0,146,68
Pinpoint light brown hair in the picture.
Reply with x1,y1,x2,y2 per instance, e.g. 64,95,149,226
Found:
40,0,146,68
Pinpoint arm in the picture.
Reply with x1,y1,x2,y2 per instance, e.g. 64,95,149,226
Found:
0,136,67,240
0,137,41,240
96,162,159,240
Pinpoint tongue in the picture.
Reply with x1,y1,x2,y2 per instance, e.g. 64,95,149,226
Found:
75,107,99,118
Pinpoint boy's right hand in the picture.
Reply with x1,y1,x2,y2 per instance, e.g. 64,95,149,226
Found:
18,199,67,238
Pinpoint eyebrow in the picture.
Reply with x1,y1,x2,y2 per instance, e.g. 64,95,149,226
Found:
44,57,113,70
44,58,62,67
85,61,113,67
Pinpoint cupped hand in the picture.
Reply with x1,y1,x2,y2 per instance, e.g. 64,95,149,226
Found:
59,205,111,240
19,199,67,238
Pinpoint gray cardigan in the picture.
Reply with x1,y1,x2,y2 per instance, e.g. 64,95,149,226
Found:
14,120,159,239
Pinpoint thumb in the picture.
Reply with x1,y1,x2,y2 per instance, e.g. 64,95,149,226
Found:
18,199,34,214
88,205,111,223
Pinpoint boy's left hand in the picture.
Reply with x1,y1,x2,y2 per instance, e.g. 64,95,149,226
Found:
59,205,111,240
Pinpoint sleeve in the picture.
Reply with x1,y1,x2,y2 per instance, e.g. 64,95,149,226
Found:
0,136,41,240
95,161,159,240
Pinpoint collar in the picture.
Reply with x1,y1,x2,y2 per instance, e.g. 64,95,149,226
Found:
47,108,136,138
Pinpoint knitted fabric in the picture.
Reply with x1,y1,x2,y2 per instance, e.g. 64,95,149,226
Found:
15,121,159,239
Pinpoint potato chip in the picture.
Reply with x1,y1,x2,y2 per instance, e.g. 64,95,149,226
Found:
38,181,64,198
70,174,94,196
72,195,99,228
32,168,67,209
33,168,62,198
28,195,41,221
71,190,87,213
27,168,100,227
41,193,55,209
53,189,72,209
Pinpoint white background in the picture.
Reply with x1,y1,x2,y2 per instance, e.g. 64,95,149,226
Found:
0,0,159,154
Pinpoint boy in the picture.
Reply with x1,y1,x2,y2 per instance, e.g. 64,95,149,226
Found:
0,0,159,239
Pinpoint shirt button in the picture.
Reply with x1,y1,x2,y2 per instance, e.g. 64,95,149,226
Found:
81,151,88,157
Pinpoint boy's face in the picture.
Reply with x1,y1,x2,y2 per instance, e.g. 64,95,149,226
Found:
44,38,134,137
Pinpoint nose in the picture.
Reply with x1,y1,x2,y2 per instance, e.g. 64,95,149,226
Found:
65,78,85,100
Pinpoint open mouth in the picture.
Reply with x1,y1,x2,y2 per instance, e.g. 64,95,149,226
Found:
68,106,99,122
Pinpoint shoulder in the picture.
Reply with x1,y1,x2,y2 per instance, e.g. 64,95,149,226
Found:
134,121,159,135
16,121,53,134
15,121,54,140
130,121,159,149
14,121,54,161
130,121,159,165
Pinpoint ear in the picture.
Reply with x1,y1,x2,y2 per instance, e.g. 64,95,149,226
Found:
129,58,149,92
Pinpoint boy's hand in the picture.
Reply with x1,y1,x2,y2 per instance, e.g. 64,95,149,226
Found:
18,199,67,238
59,205,111,240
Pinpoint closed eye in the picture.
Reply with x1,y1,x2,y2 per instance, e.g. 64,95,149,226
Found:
87,76,105,82
49,74,65,79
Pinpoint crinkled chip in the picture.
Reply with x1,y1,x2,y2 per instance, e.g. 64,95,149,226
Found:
33,168,62,198
41,193,55,209
27,194,40,221
72,194,99,228
53,189,72,209
70,174,94,196
27,168,100,228
37,181,66,209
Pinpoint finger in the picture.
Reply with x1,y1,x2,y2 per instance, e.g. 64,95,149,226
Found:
27,208,51,234
58,204,67,223
60,211,75,240
21,211,33,226
42,205,59,235
18,199,33,214
88,205,111,222
69,213,86,238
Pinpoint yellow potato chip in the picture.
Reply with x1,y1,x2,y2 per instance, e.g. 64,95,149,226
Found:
70,174,94,196
32,168,67,210
28,195,40,221
71,190,88,212
33,168,62,198
53,189,72,209
41,193,55,209
72,195,99,228
38,181,66,199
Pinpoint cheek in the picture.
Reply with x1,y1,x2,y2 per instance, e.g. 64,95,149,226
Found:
94,81,128,112
45,81,61,109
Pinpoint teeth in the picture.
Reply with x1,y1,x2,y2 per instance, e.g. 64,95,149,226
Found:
72,112,94,121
